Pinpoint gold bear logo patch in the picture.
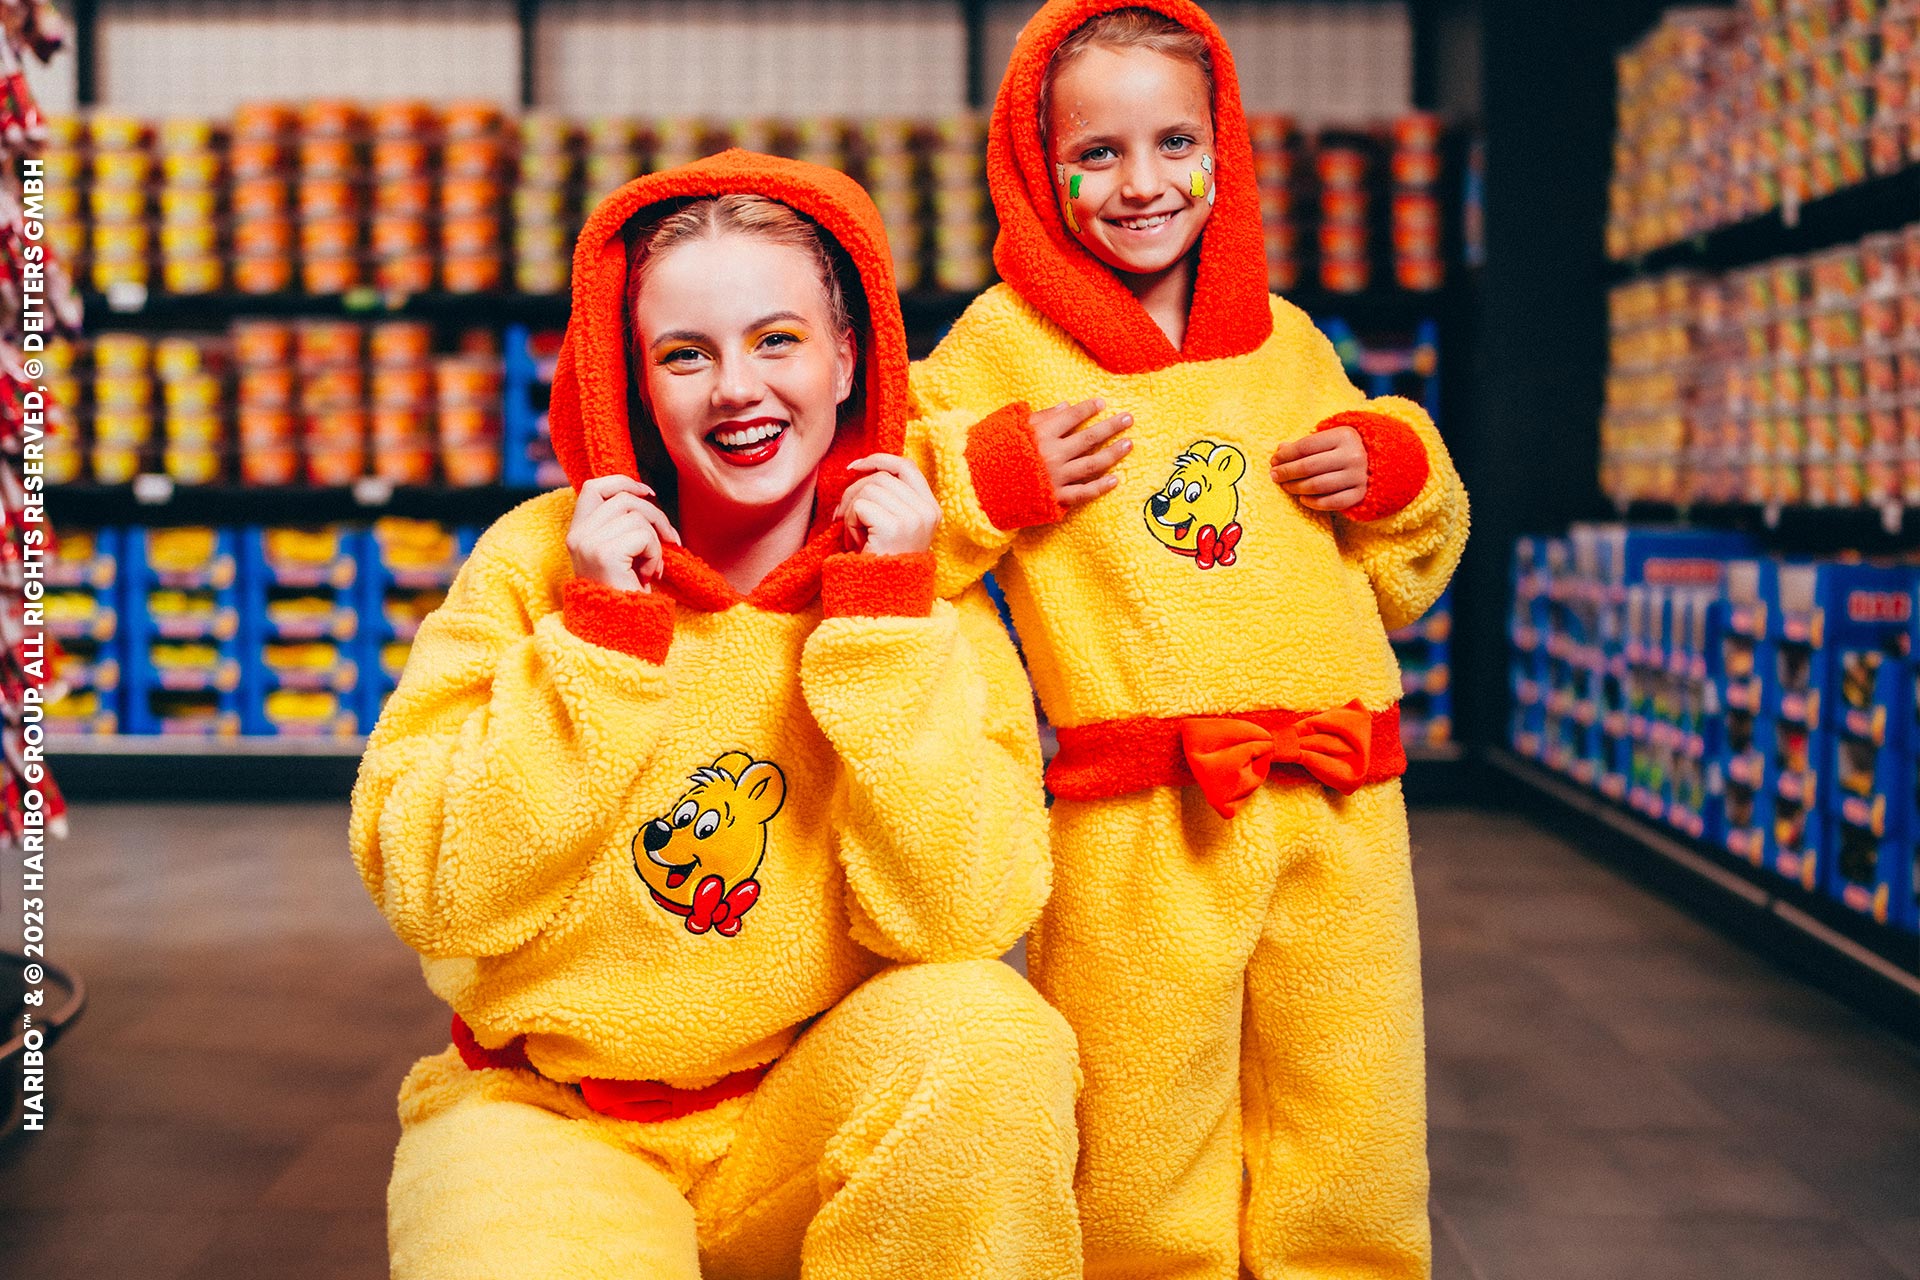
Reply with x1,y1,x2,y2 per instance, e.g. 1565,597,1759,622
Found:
634,751,786,937
1144,440,1246,570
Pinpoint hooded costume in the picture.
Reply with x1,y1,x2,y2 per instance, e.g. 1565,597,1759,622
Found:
905,2,1469,1276
351,153,1080,1280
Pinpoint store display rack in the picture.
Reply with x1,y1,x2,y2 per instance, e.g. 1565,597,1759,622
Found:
1489,746,1920,1037
1612,159,1920,283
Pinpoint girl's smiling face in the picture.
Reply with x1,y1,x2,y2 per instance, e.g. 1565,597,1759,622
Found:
631,232,856,518
1046,43,1216,280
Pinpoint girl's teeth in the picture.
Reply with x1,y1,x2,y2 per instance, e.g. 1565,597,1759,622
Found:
1118,214,1172,230
714,423,783,447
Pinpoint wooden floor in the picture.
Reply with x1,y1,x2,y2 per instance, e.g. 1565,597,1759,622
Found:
3,801,1918,1279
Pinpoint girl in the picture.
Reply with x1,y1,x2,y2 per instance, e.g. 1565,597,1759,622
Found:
907,2,1470,1276
352,153,1081,1280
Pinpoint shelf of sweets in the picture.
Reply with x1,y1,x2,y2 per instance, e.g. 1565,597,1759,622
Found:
1608,0,1920,266
1612,161,1920,280
1602,217,1920,516
54,106,998,301
52,100,1476,343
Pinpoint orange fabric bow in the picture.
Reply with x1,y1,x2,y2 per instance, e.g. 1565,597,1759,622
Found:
1179,703,1374,816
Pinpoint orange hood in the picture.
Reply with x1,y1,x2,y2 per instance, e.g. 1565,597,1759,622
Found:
546,150,910,611
989,0,1273,374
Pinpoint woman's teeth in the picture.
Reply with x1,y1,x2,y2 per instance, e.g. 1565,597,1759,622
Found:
711,422,785,449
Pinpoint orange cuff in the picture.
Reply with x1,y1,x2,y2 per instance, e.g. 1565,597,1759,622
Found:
562,579,675,663
1318,410,1431,523
963,402,1064,531
820,551,936,618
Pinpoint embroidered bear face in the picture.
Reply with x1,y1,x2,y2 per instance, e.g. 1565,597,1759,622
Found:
634,751,786,937
1144,440,1246,570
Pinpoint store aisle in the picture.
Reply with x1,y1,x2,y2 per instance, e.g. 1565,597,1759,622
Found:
2,801,1916,1280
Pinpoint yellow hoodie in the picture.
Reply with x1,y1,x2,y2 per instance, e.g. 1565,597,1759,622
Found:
909,0,1468,811
350,153,1052,1090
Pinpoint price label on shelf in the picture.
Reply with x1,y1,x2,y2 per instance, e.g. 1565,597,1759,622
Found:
105,282,150,313
131,474,175,505
353,478,396,507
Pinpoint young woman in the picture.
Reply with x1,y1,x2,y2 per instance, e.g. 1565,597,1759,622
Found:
351,153,1080,1280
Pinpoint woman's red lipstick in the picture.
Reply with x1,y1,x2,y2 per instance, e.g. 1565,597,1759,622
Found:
707,417,787,467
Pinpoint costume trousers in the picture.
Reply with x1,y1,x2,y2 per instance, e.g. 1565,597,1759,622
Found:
387,959,1082,1280
1029,779,1429,1280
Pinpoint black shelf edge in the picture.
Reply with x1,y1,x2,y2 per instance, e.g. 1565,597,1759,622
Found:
75,282,1469,338
1613,500,1918,555
49,739,365,800
1609,163,1920,282
1487,747,1920,1041
50,482,546,527
79,289,575,330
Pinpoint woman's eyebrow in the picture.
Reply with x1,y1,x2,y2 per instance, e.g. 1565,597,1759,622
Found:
649,329,711,351
747,311,810,330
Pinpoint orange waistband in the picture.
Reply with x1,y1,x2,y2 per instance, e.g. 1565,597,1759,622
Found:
451,1014,769,1123
1046,703,1406,805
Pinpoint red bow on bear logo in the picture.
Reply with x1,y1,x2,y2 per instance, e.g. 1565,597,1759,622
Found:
684,875,759,937
1194,522,1242,570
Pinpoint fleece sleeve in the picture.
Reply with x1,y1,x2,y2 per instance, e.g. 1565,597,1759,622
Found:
904,404,1061,600
1284,317,1470,633
1319,392,1471,633
800,556,1051,963
349,507,676,960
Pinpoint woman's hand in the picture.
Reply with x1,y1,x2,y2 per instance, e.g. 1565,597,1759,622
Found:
1031,398,1133,507
566,475,682,591
836,455,941,556
1270,426,1369,513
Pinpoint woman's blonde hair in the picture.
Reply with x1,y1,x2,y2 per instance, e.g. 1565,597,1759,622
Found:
1039,8,1216,137
620,194,865,507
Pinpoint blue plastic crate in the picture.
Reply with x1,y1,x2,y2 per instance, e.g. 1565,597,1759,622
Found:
502,324,567,490
45,528,123,735
240,526,365,738
122,526,244,737
359,517,479,731
1819,565,1916,929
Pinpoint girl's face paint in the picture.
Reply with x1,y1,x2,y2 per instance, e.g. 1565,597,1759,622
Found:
632,232,856,518
1046,44,1216,280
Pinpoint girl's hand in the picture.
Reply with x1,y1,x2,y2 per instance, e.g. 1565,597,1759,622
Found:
1031,398,1133,507
836,455,941,557
1270,427,1369,513
566,474,682,591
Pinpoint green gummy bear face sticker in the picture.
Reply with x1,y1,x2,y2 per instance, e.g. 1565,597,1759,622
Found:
1068,173,1082,199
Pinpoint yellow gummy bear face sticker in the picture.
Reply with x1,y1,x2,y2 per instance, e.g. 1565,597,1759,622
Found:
1144,440,1246,571
634,751,787,938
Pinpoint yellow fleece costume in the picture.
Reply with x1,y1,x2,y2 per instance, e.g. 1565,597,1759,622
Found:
906,2,1469,1276
351,154,1080,1280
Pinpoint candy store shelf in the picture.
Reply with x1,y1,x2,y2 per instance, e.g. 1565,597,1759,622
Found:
1609,162,1920,282
50,481,545,527
1487,747,1920,1037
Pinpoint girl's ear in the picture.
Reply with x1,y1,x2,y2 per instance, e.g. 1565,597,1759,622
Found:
833,326,858,406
